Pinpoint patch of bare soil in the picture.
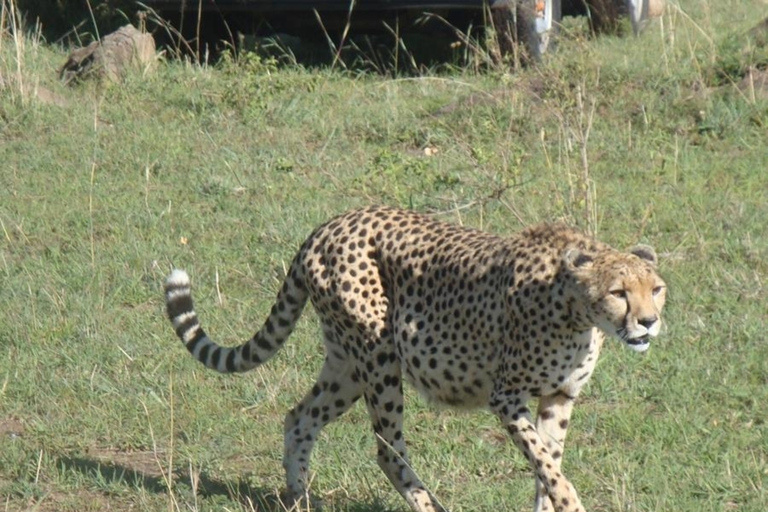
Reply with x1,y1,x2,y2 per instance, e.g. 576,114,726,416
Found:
735,67,768,101
8,490,117,512
86,447,167,478
0,74,69,106
432,74,548,118
3,449,170,512
0,416,25,438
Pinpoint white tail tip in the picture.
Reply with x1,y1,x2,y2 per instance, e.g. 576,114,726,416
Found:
166,269,190,287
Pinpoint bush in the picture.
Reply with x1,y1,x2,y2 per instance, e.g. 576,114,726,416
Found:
712,19,768,85
14,0,140,43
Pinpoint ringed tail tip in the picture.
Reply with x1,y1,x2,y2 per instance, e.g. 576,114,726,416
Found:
166,269,190,289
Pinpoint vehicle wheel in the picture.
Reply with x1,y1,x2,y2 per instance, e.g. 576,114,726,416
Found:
492,0,561,64
518,0,562,61
627,0,663,35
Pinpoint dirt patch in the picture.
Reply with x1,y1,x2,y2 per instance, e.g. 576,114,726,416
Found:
432,74,548,118
0,74,69,106
81,446,168,479
478,426,509,446
0,416,25,438
432,89,511,117
735,67,768,101
7,489,116,512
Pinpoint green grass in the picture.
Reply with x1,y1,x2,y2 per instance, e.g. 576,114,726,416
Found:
1,0,767,511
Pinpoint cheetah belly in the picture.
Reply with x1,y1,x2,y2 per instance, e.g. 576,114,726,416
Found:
397,333,499,409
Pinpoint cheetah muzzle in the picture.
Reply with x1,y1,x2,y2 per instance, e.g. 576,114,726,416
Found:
164,206,667,512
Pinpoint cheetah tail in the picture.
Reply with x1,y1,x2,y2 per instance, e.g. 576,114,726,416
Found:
164,268,308,373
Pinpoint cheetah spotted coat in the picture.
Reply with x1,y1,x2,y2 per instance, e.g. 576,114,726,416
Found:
165,205,667,512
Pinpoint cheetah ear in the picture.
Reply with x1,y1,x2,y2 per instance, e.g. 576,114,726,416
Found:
629,244,657,266
563,248,593,271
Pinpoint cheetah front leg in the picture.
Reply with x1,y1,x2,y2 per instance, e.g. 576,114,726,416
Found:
533,329,603,512
493,401,585,512
533,392,576,512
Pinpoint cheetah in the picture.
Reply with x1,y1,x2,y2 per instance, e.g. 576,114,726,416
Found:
164,205,667,512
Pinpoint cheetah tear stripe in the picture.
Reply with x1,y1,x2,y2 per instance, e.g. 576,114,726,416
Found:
164,268,308,373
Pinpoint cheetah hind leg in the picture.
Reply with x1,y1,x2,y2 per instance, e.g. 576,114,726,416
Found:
282,348,362,509
362,358,447,512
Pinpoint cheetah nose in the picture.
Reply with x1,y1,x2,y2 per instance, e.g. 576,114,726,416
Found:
638,316,658,329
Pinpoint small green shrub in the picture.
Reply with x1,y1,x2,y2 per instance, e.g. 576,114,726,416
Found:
711,23,768,85
14,0,139,42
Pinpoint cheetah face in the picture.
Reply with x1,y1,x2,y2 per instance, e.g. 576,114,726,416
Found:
566,245,667,352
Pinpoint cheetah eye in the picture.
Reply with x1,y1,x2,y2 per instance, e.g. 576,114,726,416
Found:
609,290,627,300
652,286,665,296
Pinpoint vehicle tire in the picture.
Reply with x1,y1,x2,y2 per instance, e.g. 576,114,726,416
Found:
626,0,654,35
583,0,662,36
492,0,561,64
519,0,562,61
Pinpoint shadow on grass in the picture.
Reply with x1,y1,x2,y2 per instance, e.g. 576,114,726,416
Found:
58,455,397,512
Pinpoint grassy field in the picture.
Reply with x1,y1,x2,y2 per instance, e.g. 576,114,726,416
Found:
1,0,767,511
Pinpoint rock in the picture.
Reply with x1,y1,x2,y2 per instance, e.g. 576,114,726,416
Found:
648,0,666,19
59,24,156,84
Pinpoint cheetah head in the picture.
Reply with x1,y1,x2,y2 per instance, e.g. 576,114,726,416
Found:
565,245,667,352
